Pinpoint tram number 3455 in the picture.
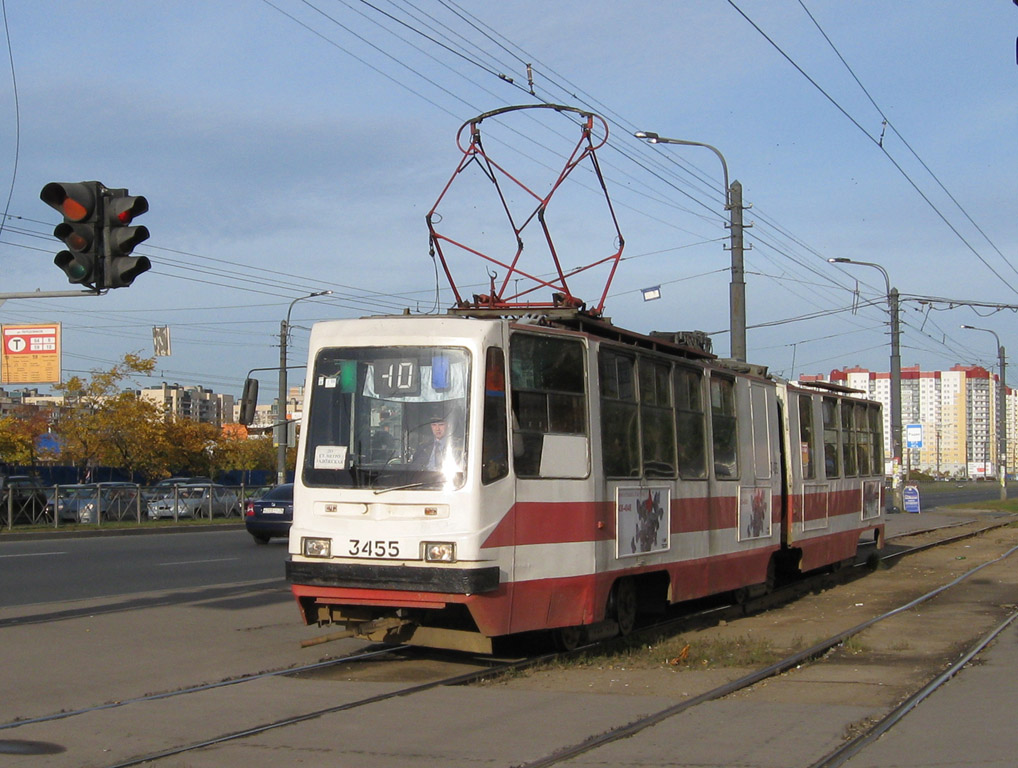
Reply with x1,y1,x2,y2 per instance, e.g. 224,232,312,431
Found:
348,539,401,558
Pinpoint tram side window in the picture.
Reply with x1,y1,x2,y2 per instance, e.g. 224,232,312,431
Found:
481,347,509,484
710,376,738,478
841,400,858,476
600,350,640,478
509,334,587,478
822,397,840,477
869,405,884,475
798,395,816,480
854,402,871,477
674,367,707,478
639,359,676,478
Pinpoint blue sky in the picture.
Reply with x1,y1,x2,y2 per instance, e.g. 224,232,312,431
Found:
0,1,1015,398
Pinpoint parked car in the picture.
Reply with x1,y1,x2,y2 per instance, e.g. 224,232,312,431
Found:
51,484,89,522
143,476,208,503
55,483,141,523
244,483,293,544
0,475,49,525
147,482,241,519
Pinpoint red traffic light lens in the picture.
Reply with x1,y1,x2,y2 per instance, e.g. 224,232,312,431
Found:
61,198,88,221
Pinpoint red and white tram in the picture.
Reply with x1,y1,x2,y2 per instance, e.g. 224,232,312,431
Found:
286,311,885,652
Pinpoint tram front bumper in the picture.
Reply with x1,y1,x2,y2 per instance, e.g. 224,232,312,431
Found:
286,559,501,594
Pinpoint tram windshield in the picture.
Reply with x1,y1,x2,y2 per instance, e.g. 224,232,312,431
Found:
302,346,471,491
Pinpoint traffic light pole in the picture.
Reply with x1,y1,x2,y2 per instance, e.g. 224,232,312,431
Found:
0,289,101,301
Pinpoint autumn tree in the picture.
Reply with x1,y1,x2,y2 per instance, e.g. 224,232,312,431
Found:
99,391,169,479
0,415,33,464
161,418,219,478
53,354,160,478
215,424,276,474
0,407,58,466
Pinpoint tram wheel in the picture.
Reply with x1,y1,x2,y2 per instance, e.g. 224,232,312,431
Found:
609,577,638,636
554,626,585,651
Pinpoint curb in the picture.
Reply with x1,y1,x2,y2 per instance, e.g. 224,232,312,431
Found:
0,522,245,542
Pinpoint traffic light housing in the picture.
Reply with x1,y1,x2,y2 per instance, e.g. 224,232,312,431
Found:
40,181,152,289
239,377,259,426
40,181,102,287
102,188,151,288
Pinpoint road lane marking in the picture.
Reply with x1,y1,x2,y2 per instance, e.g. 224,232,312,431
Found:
156,557,241,566
0,551,66,559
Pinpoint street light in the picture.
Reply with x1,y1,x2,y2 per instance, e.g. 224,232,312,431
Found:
960,324,1007,500
828,257,902,510
277,290,333,484
634,130,747,362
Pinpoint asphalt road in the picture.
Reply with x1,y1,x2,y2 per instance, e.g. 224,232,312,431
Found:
907,480,1010,509
0,528,288,609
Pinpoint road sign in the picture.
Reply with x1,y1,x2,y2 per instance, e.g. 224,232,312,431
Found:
906,423,924,449
153,325,171,356
1,323,61,384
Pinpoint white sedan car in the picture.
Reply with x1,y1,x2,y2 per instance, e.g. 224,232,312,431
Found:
147,483,241,520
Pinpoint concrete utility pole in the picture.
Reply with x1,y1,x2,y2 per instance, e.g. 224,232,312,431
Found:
634,131,747,362
277,291,332,485
728,180,746,363
890,286,902,487
828,258,903,511
961,325,1007,500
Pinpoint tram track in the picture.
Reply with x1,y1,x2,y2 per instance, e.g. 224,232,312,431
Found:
99,653,540,768
807,607,1018,768
510,538,1018,767
0,645,405,733
1,515,1012,766
122,521,1018,766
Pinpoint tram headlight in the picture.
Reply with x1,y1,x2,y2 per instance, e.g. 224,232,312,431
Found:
424,542,456,563
302,537,332,558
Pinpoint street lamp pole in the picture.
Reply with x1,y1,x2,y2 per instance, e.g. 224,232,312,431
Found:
961,325,1007,500
828,258,902,510
277,290,332,485
634,131,746,362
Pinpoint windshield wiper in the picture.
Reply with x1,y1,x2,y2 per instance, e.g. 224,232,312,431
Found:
373,481,434,495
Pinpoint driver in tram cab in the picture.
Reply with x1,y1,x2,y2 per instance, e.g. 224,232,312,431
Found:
414,403,464,472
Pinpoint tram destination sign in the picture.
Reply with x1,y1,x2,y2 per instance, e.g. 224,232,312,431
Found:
1,323,62,384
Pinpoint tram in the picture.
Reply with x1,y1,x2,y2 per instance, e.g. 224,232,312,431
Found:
285,310,885,652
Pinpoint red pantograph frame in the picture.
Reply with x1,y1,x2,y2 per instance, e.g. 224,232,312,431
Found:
426,104,624,316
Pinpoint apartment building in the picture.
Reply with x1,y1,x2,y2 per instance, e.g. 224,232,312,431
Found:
139,383,235,427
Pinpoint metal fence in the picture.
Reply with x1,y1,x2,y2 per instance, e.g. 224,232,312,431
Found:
2,481,272,530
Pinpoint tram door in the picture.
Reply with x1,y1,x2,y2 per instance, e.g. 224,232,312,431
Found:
801,394,830,532
740,381,777,542
507,331,592,632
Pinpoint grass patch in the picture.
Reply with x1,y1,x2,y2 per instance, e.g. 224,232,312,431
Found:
840,635,869,655
565,632,786,671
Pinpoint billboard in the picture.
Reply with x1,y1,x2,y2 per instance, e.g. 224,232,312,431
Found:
1,323,61,384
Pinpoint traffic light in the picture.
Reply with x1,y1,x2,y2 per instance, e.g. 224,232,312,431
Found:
239,377,259,426
40,181,102,287
102,187,151,288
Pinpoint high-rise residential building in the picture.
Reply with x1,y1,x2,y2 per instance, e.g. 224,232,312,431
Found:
139,383,235,427
800,365,1014,479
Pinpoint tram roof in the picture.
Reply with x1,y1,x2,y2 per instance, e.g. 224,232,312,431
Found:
447,307,716,362
794,379,866,395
